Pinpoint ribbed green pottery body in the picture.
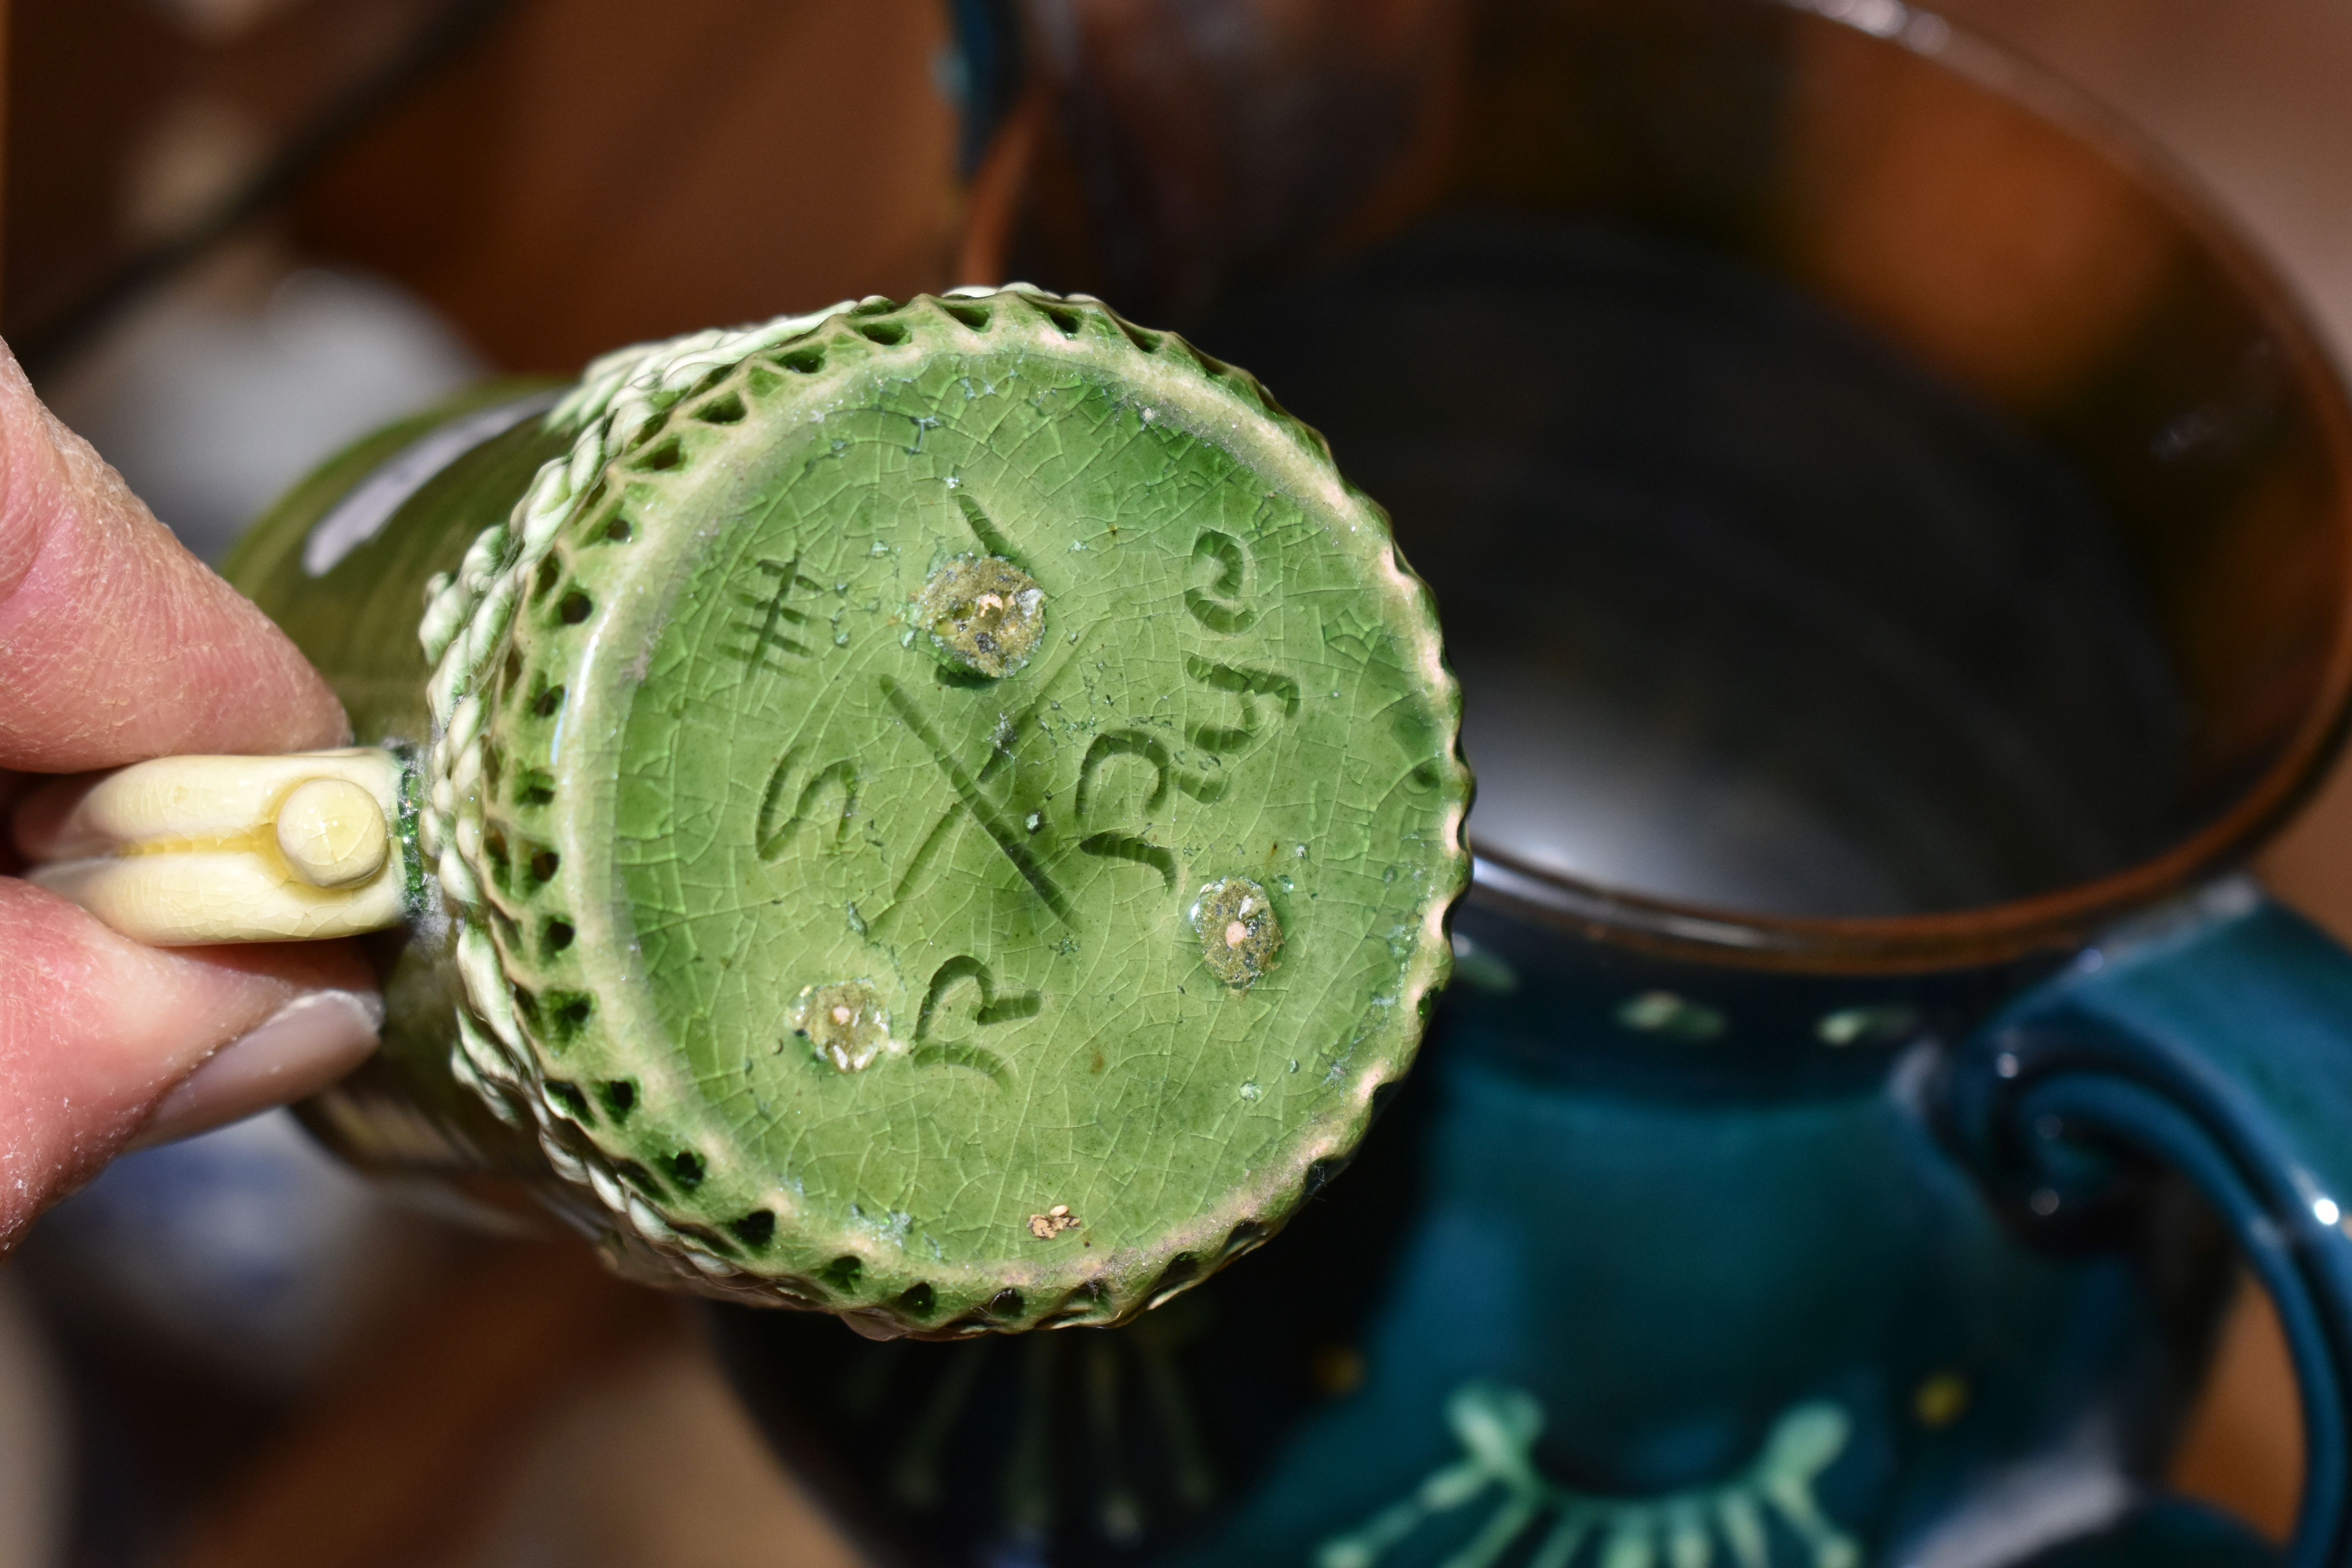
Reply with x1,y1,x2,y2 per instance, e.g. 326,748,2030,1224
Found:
222,289,1469,1334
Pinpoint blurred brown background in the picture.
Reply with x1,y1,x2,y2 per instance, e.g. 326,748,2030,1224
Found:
2,0,2346,1563
6,0,964,374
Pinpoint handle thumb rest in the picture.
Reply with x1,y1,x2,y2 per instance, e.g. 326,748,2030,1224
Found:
1945,880,2352,1568
22,748,418,944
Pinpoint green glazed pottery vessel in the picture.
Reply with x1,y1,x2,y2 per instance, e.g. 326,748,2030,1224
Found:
37,287,1470,1337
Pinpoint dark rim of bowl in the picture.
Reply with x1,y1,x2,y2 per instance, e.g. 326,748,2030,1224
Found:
1466,0,2352,975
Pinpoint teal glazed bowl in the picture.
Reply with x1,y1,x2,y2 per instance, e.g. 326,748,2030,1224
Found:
711,2,2352,1566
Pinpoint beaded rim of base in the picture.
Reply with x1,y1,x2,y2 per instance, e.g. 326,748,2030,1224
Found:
417,293,879,1297
414,284,1470,1330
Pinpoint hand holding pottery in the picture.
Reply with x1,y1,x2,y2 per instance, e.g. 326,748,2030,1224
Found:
0,341,380,1247
24,287,1472,1334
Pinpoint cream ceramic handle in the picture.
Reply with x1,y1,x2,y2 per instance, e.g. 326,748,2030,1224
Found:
23,748,414,944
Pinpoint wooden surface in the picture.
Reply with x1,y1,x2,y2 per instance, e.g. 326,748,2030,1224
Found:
167,1240,864,1568
2,0,454,356
290,0,962,374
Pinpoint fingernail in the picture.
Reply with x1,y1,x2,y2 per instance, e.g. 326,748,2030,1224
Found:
130,990,383,1151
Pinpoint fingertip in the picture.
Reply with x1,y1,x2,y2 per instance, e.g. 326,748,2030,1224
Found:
0,879,380,1248
128,988,383,1151
0,337,351,771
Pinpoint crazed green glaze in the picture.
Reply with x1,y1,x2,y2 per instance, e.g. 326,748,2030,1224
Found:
232,288,1470,1335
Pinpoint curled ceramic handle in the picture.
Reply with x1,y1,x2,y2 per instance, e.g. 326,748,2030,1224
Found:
22,748,413,944
1945,887,2352,1568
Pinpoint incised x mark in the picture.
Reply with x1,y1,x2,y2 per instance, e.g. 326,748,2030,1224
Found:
880,674,1075,926
1317,1382,1857,1568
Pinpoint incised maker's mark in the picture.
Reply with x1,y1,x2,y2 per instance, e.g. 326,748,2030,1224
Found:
880,673,1075,927
776,485,1310,1099
756,753,859,861
1186,528,1255,633
1184,655,1300,753
1078,729,1226,815
734,554,826,675
913,954,1039,1084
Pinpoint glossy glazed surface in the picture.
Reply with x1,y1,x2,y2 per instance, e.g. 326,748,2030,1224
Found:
695,0,2352,1563
465,292,1466,1327
225,291,1470,1329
